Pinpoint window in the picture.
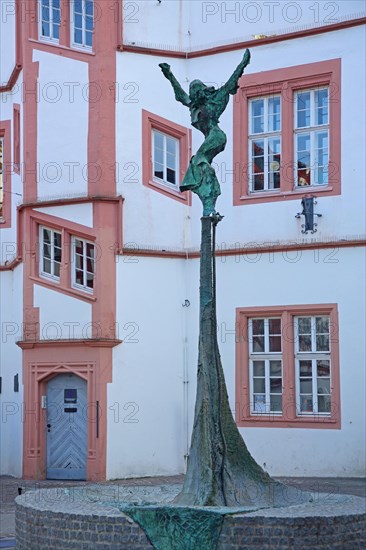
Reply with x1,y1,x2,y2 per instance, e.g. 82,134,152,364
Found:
233,59,341,205
39,226,62,281
152,130,179,189
236,305,340,428
72,237,95,292
142,110,191,204
39,0,61,42
71,0,94,49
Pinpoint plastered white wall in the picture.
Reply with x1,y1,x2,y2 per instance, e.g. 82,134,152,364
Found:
34,50,89,200
0,0,16,84
123,0,365,51
33,284,92,340
34,203,93,228
0,265,23,476
107,257,192,478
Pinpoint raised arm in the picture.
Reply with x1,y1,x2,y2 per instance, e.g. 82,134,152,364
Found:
159,63,191,107
221,49,251,95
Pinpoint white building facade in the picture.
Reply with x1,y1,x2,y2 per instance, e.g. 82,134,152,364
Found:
0,0,365,481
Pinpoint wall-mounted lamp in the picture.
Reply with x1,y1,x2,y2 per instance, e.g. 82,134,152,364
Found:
182,300,190,307
295,196,322,234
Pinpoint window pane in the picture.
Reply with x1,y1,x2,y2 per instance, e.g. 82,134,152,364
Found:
270,378,281,393
268,96,281,132
317,360,330,377
85,31,93,47
74,29,82,44
316,316,330,336
296,92,311,128
154,132,164,149
270,395,282,412
253,336,265,352
253,174,264,191
53,23,59,39
253,378,265,393
270,360,281,376
299,360,312,376
166,151,176,170
75,255,83,270
298,317,311,334
300,380,313,393
166,168,176,185
251,100,264,133
86,273,94,289
299,334,312,352
154,162,164,180
43,243,51,259
252,319,264,334
253,361,265,376
75,269,84,285
254,394,266,413
316,334,330,352
166,137,176,155
42,21,50,37
269,318,281,335
54,247,62,263
86,243,94,258
300,396,313,412
317,378,330,394
54,262,60,277
154,146,164,165
269,336,281,352
75,13,83,28
318,395,331,413
315,89,328,125
43,258,51,274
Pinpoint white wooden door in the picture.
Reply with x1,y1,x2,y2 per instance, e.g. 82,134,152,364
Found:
46,373,87,480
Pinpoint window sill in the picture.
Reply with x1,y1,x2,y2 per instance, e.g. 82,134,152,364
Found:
30,275,96,303
237,415,340,429
236,185,337,205
146,179,191,205
29,39,95,57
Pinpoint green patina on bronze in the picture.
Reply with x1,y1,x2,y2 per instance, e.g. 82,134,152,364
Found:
159,49,250,216
124,51,311,550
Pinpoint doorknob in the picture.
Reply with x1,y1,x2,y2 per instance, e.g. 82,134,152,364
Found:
47,424,51,432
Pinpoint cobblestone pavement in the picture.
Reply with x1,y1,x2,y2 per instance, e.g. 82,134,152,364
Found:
1,475,365,546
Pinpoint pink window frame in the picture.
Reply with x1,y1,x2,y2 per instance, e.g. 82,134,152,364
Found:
0,120,12,228
233,59,341,205
28,210,97,303
13,104,21,174
235,304,341,429
142,109,192,205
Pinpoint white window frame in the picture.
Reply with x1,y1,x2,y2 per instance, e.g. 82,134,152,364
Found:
39,226,62,282
249,317,283,415
70,0,94,50
38,0,61,43
294,87,329,188
0,137,3,220
294,316,331,416
152,130,180,190
248,95,281,193
71,236,95,293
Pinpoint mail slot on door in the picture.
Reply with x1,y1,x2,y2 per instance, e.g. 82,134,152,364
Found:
64,407,78,413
